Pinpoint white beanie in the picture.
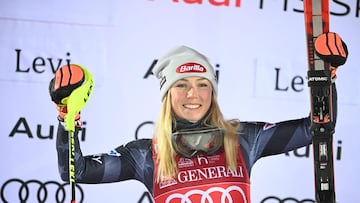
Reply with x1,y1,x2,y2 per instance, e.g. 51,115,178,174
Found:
153,45,218,100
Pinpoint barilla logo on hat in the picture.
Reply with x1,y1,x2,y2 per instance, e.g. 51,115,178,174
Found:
176,63,207,73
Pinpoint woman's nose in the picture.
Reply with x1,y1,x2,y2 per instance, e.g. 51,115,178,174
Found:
187,87,198,97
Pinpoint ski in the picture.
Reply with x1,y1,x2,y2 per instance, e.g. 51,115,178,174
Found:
303,0,336,202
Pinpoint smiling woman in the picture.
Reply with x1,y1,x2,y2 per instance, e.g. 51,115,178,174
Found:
170,77,213,121
50,35,347,203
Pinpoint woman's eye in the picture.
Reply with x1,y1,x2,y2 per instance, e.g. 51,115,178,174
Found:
175,83,187,88
198,83,208,87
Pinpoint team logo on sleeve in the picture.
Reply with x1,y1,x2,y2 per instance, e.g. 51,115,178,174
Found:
108,149,121,157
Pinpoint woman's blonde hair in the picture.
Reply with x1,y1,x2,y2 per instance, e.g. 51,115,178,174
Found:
154,91,240,182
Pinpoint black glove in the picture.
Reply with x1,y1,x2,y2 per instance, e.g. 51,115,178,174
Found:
315,32,348,67
49,64,85,120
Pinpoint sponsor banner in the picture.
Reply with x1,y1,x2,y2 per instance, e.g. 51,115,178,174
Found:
0,19,110,86
254,57,307,101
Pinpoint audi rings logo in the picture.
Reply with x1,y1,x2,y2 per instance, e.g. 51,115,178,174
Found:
1,178,84,203
261,196,315,203
165,186,247,203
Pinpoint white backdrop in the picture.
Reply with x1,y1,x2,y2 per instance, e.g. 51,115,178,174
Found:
1,0,359,202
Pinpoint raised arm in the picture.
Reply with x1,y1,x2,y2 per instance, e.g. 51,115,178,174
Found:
49,64,154,193
55,123,154,192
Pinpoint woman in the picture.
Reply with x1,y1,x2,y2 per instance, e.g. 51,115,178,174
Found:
50,32,347,202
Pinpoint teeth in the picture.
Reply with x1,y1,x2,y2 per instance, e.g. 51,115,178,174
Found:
184,104,200,109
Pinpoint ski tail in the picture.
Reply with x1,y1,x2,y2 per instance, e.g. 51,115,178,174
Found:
303,0,336,203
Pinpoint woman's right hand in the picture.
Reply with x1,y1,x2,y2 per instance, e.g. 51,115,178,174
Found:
48,64,86,121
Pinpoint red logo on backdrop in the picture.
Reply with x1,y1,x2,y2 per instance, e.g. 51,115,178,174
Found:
172,0,241,8
176,63,207,74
